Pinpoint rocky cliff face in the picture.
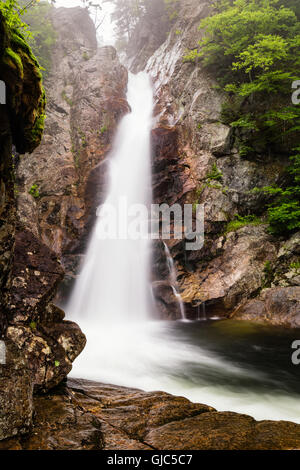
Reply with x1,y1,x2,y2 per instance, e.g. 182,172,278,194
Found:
0,10,46,440
129,0,300,325
0,11,45,332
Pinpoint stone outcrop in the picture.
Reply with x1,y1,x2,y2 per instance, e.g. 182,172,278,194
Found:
232,287,300,328
127,0,300,322
1,378,300,450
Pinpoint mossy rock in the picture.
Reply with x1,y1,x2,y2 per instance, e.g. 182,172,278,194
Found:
0,12,45,153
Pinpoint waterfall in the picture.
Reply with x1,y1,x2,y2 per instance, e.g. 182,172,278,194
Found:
163,242,186,320
65,70,300,426
67,72,154,324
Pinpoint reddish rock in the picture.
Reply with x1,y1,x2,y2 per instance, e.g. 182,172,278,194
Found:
1,379,300,450
151,126,194,205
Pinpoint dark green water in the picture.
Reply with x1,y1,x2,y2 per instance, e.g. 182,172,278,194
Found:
171,319,300,396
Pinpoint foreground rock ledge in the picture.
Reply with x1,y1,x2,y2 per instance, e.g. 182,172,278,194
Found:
1,378,300,450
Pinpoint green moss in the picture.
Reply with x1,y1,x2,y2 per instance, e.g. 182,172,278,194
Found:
4,47,23,78
225,214,263,234
262,261,274,288
290,261,300,273
0,9,46,153
206,163,223,181
61,90,73,107
29,321,37,330
100,125,108,134
31,107,46,141
11,30,39,65
82,51,89,61
77,128,87,148
28,183,40,199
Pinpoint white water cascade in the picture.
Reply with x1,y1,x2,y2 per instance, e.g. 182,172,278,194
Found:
163,242,186,320
67,72,154,324
66,70,300,426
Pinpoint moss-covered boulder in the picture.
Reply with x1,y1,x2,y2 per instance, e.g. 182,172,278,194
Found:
0,11,45,153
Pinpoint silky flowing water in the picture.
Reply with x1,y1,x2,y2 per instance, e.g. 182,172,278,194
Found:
67,71,300,425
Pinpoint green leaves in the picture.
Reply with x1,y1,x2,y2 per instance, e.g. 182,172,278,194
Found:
0,0,36,38
232,35,289,73
206,163,223,181
187,0,300,236
258,152,300,235
19,0,57,78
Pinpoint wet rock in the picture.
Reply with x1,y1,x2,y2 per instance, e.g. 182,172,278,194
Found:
5,229,64,324
180,225,277,317
1,378,300,450
6,320,86,392
273,232,300,287
145,412,257,450
152,280,183,320
0,341,33,441
233,287,300,328
151,126,194,205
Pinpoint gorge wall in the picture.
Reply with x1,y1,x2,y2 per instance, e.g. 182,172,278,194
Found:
0,6,127,441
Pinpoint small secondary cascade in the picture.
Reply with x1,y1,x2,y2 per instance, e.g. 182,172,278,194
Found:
67,72,154,323
197,302,207,321
163,242,186,320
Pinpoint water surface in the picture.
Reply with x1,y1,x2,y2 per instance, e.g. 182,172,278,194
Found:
70,319,300,423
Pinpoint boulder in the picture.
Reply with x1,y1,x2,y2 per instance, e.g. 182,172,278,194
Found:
1,378,300,450
233,286,300,328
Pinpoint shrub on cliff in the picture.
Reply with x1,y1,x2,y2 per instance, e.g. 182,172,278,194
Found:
259,150,300,235
184,0,300,151
0,0,33,34
184,0,300,236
